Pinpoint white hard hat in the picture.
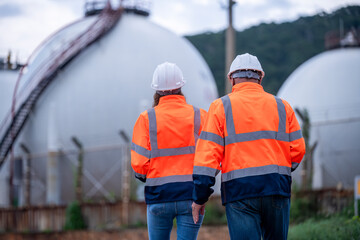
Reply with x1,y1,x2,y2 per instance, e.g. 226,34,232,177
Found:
227,53,265,80
151,62,186,91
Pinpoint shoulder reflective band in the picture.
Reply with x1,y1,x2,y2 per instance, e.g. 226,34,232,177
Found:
220,95,303,145
193,106,200,144
231,70,261,80
148,108,158,150
147,107,201,158
221,96,236,136
275,96,287,140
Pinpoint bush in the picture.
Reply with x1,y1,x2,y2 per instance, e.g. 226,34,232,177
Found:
288,216,360,240
64,201,86,230
290,196,318,223
339,199,360,218
202,200,227,225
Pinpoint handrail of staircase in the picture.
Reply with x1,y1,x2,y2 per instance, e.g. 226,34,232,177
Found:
0,1,123,166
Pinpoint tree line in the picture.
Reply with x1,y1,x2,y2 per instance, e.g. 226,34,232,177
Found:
185,6,360,96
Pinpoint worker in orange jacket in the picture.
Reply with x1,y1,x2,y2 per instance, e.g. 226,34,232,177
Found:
131,62,207,240
192,53,306,240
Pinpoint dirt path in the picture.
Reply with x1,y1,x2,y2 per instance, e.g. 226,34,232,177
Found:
116,225,230,240
0,226,230,240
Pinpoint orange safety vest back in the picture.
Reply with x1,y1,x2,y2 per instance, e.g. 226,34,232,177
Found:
193,83,306,205
131,95,206,204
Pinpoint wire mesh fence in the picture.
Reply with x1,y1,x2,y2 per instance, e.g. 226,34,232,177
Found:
1,144,133,207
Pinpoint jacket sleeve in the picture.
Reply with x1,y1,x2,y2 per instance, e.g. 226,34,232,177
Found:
193,100,224,204
285,102,306,172
131,111,151,182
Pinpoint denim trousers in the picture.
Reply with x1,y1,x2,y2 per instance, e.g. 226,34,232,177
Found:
225,195,290,240
147,200,204,240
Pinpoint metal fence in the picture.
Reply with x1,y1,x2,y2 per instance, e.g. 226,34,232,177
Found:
0,201,147,232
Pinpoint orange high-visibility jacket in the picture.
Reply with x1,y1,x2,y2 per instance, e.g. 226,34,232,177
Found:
193,82,306,205
131,95,207,204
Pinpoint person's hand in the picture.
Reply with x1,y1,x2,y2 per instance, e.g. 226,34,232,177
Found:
192,202,205,224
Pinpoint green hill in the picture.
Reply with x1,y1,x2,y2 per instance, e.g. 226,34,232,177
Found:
185,5,360,96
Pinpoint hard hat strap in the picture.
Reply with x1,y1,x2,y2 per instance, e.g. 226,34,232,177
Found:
231,70,261,80
156,88,181,96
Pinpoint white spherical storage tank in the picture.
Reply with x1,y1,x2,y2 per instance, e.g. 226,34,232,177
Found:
0,70,19,121
0,70,20,207
277,48,360,190
0,9,218,206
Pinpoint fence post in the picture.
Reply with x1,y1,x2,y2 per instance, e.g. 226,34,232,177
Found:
20,144,31,207
119,130,130,226
71,136,84,203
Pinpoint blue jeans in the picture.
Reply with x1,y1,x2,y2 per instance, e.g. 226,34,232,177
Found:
147,200,204,240
225,195,290,240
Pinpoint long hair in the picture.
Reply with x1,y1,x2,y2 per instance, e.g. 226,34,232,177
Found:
153,90,184,107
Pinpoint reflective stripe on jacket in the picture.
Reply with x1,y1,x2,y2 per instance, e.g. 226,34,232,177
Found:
131,95,207,204
193,82,306,205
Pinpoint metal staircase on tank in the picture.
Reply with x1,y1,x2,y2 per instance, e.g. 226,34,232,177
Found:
0,1,123,168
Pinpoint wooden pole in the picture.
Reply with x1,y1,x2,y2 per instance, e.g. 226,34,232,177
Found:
225,0,236,94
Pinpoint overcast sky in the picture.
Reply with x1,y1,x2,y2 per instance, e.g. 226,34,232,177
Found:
0,0,359,62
